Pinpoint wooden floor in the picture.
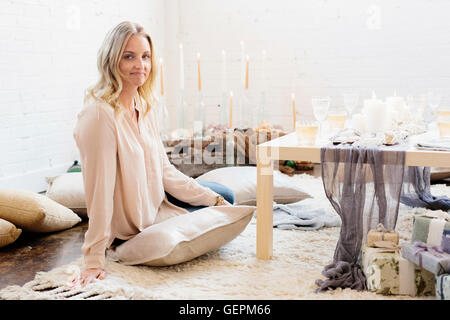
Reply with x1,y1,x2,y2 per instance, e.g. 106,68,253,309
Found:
0,219,88,290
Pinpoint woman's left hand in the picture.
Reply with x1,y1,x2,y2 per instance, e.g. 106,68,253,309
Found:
216,196,232,206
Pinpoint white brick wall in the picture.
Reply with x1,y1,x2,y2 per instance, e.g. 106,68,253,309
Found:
2,0,450,192
166,0,450,131
0,0,165,192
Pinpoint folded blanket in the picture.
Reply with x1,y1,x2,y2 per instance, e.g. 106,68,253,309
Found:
273,200,341,230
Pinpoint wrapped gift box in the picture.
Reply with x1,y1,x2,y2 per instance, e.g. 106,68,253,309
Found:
412,214,450,247
362,245,435,296
401,242,450,276
436,274,450,300
367,224,399,247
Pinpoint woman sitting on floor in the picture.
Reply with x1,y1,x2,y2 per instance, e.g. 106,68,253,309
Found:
72,21,233,287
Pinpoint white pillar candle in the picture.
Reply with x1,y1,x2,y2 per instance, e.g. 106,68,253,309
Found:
386,95,406,122
362,91,377,115
364,97,387,134
179,43,184,91
351,113,366,133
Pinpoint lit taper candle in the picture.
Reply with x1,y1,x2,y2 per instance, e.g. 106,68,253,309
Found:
197,52,202,91
179,43,184,91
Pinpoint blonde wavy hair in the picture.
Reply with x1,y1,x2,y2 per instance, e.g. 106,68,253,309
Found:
84,21,157,119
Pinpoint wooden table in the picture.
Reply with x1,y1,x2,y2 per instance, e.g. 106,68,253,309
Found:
255,132,450,260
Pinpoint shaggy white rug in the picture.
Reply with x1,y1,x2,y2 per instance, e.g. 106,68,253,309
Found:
1,173,448,300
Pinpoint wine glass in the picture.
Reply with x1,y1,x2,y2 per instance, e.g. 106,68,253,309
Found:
327,105,347,135
342,92,359,118
425,89,443,124
406,94,426,120
312,96,331,140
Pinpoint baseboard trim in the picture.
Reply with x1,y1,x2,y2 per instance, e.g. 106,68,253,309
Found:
0,163,72,193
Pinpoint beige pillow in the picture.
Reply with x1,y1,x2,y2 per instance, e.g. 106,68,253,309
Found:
0,189,82,233
107,205,255,266
0,218,22,248
196,166,312,205
45,172,87,218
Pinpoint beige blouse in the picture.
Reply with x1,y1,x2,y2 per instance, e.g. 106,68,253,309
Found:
73,95,219,269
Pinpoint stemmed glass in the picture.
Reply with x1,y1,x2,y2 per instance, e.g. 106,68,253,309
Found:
342,92,359,118
158,96,170,141
406,94,427,120
327,105,347,135
312,96,331,141
426,89,443,124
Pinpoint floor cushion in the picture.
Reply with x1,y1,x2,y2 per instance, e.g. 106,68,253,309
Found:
0,189,81,233
45,172,87,218
196,166,312,205
107,205,255,266
0,218,21,248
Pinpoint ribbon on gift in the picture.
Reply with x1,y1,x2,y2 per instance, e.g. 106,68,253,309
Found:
372,240,401,251
375,223,395,241
398,257,416,297
413,240,445,268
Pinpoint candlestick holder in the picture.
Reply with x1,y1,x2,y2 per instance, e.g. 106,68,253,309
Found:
158,96,170,141
237,90,253,129
177,90,189,138
219,91,229,127
312,96,330,142
425,89,443,126
193,91,206,138
343,91,359,119
257,90,267,127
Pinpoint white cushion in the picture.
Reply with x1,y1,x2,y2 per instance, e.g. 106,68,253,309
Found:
107,205,255,266
45,172,87,218
0,218,21,248
0,189,81,233
196,166,312,205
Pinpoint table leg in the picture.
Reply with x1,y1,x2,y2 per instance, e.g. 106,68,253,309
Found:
256,148,273,260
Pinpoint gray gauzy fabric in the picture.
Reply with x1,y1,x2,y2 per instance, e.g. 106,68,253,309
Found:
315,145,406,292
273,200,341,230
401,166,450,211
